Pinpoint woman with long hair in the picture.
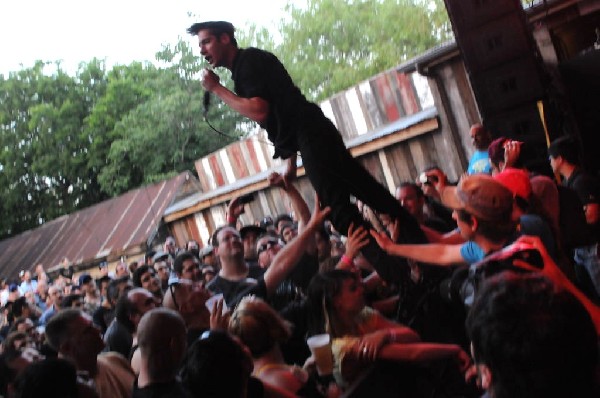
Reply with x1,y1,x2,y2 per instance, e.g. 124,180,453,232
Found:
307,269,471,388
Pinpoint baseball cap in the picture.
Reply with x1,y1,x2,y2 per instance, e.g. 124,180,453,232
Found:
493,168,531,201
199,245,214,258
78,274,93,286
239,225,266,239
441,174,513,221
152,251,169,262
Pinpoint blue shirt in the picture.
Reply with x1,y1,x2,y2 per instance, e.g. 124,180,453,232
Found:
467,150,491,175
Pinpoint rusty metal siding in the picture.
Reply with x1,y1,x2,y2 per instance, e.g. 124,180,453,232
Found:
0,173,188,279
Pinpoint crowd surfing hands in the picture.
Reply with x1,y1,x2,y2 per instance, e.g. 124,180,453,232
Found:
337,223,369,272
209,297,230,331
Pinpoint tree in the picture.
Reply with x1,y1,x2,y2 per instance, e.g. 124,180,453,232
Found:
272,0,451,100
97,39,243,196
0,62,104,238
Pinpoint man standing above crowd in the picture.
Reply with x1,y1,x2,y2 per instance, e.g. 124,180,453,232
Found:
188,21,425,286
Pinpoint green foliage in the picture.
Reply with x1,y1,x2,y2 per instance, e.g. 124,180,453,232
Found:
271,0,451,100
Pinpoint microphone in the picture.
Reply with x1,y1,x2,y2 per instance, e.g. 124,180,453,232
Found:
203,91,210,116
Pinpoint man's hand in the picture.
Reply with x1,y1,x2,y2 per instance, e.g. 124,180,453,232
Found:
307,193,331,230
370,229,394,252
268,172,286,189
209,298,230,331
227,196,244,225
503,140,523,170
344,223,369,261
201,68,221,92
510,235,560,280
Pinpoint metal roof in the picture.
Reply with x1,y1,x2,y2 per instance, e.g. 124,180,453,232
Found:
0,172,191,279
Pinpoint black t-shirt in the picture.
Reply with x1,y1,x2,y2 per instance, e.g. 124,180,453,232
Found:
231,47,318,159
206,275,267,308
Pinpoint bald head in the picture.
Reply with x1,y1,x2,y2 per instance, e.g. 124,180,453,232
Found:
137,308,187,381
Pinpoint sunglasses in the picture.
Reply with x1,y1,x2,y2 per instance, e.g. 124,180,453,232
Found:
258,239,279,254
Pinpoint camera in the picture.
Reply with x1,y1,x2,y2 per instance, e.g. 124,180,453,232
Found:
419,172,439,186
440,244,543,308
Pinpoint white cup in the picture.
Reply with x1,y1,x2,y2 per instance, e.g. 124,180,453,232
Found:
306,334,334,375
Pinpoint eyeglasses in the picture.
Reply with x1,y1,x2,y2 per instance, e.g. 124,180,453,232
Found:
183,264,200,274
141,274,156,284
257,240,279,254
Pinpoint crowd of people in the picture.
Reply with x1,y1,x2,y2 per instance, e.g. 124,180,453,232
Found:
1,19,600,398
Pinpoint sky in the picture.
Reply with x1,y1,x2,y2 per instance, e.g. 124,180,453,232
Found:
0,0,292,75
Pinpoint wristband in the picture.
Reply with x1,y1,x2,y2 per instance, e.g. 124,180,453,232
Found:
340,254,353,267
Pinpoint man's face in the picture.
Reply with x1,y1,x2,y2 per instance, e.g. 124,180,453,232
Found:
81,281,96,295
67,314,105,359
155,262,169,282
281,225,297,243
129,289,156,327
140,270,162,294
216,227,244,261
115,264,128,277
49,288,63,306
180,259,202,282
397,186,424,218
165,238,177,254
256,236,281,269
198,29,228,68
549,155,561,174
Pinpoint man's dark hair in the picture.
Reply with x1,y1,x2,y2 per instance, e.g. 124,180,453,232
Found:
456,209,516,244
95,275,111,290
44,309,82,352
210,225,227,247
181,330,249,397
173,251,198,276
399,182,424,198
11,297,28,318
132,265,154,288
61,294,82,308
106,276,130,305
548,136,579,165
187,21,237,46
467,272,598,398
114,291,139,333
274,214,293,230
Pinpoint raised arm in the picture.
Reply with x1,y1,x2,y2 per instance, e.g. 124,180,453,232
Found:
264,195,331,295
512,235,600,335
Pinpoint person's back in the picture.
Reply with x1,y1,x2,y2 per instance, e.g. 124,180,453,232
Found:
133,308,191,398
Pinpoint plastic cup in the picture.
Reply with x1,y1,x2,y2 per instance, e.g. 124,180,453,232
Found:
307,334,334,375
